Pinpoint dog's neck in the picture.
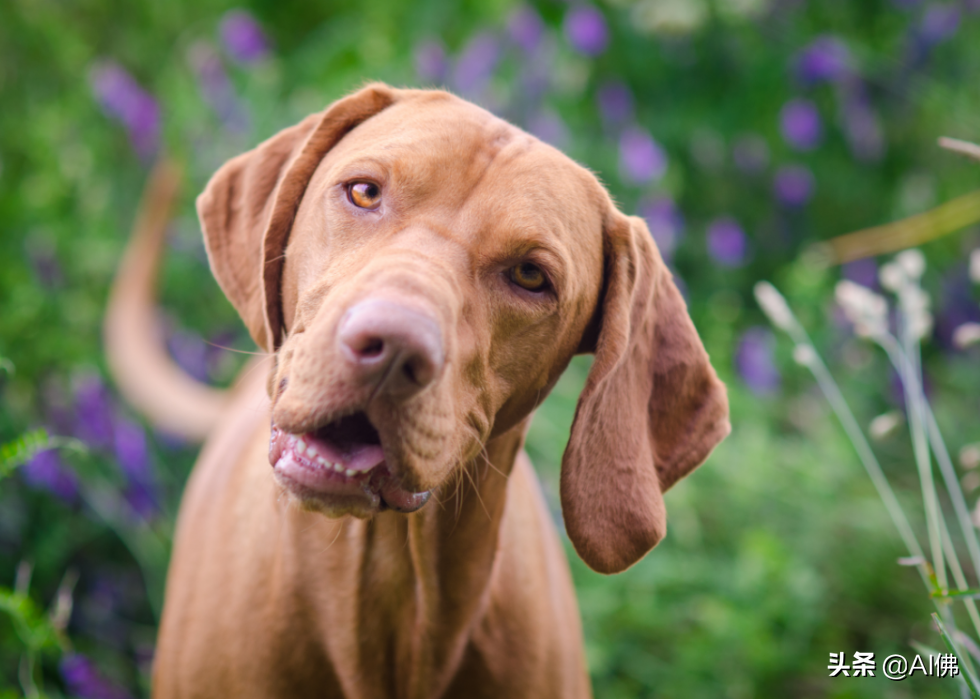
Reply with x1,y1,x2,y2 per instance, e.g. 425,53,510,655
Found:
280,418,528,697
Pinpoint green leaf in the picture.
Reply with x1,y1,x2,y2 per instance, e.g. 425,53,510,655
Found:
932,587,980,601
0,587,61,653
933,612,980,699
0,429,88,481
0,429,50,480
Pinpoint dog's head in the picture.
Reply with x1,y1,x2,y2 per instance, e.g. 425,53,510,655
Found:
198,84,729,574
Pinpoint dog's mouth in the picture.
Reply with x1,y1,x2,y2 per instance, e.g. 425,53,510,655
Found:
269,412,431,514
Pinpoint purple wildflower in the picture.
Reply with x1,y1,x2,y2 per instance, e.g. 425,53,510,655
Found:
780,99,822,151
22,448,78,502
60,653,132,699
134,642,155,677
736,327,781,395
41,380,76,437
113,418,149,481
73,375,115,450
451,33,501,96
842,258,879,289
638,198,684,259
564,6,608,56
619,126,667,184
168,328,210,383
732,134,770,175
527,110,569,149
521,56,553,102
841,93,885,162
936,268,980,349
597,81,634,127
920,4,960,44
414,41,448,84
28,250,63,288
508,6,544,54
707,217,748,267
773,164,815,207
188,42,248,132
124,483,158,519
25,235,63,288
114,417,158,517
795,35,851,84
89,62,160,158
219,10,269,63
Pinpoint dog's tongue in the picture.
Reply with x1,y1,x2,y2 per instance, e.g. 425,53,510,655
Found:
307,431,386,473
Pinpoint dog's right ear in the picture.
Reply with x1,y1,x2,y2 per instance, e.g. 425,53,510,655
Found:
198,83,399,352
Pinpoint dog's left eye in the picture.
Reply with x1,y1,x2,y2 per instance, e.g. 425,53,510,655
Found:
347,181,382,210
508,262,548,292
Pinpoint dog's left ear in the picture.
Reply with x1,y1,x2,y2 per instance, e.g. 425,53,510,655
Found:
561,210,730,575
197,83,399,352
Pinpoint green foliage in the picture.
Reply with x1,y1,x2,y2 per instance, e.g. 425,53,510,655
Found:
2,0,980,696
0,431,49,481
0,588,61,656
0,430,87,483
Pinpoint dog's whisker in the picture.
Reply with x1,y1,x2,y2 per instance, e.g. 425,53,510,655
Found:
314,520,346,557
202,341,271,356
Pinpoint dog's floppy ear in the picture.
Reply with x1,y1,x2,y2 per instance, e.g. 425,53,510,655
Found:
197,83,399,351
561,210,730,574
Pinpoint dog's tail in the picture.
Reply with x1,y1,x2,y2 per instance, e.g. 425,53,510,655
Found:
104,157,230,442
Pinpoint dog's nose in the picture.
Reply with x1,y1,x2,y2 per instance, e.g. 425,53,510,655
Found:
338,300,444,399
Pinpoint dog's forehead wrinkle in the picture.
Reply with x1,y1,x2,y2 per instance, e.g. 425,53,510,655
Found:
449,159,598,293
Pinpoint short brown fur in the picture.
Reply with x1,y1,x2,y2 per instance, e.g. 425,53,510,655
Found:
126,84,730,698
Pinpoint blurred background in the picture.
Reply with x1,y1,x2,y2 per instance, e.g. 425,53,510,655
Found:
2,0,980,696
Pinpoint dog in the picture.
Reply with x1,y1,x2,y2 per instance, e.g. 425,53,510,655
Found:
105,83,730,698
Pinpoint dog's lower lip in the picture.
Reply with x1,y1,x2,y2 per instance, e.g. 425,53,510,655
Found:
268,420,430,513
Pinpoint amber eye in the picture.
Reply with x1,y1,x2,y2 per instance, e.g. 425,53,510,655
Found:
348,181,382,210
509,262,548,292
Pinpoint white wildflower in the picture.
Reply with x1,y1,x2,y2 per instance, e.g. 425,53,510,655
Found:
896,249,926,279
792,344,817,367
835,280,889,340
906,312,933,342
869,411,904,441
953,323,980,349
961,443,980,470
963,471,980,494
632,0,709,36
899,285,929,314
971,249,980,285
753,282,795,332
879,262,906,292
898,284,932,341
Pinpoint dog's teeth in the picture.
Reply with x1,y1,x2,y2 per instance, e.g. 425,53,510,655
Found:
332,463,344,473
345,469,356,477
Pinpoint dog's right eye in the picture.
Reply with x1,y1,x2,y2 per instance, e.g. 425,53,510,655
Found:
347,181,382,210
508,262,549,292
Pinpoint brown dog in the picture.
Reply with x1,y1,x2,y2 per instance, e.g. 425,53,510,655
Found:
106,83,729,698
